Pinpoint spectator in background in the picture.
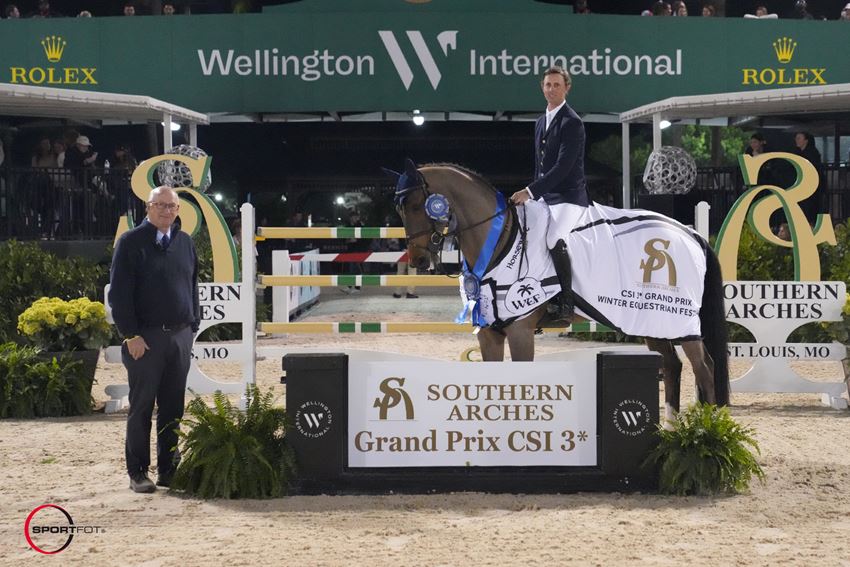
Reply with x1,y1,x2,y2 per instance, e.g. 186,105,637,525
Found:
672,1,687,16
111,144,137,172
701,3,716,16
77,10,92,17
745,133,767,158
385,213,418,299
28,138,56,235
341,210,366,294
791,0,813,19
651,1,669,16
744,132,779,189
32,138,57,168
106,144,137,214
50,138,67,190
573,0,590,14
4,4,20,18
123,3,136,16
0,138,5,167
745,4,778,18
841,3,850,20
65,136,97,169
31,0,60,17
794,131,823,224
163,3,176,15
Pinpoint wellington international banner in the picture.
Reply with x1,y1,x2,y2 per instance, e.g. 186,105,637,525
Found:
0,0,848,114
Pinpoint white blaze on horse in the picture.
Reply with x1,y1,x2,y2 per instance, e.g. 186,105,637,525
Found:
388,159,729,421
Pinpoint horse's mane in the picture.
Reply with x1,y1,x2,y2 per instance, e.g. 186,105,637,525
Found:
421,162,499,194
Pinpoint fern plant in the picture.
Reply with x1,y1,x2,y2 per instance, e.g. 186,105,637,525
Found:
170,385,296,499
645,403,766,496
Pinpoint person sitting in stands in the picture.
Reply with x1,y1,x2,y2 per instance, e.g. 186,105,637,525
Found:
31,138,57,168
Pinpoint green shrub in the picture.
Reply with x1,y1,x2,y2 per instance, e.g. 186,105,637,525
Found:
170,386,296,499
822,293,850,348
0,343,92,418
645,403,765,496
0,241,106,343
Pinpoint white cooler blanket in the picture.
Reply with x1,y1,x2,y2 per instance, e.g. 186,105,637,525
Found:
568,203,706,339
460,202,707,339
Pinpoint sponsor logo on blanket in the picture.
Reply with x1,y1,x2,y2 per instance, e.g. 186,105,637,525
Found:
640,238,677,287
504,278,545,314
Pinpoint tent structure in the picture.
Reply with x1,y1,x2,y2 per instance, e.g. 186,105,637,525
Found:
619,82,850,206
0,83,209,151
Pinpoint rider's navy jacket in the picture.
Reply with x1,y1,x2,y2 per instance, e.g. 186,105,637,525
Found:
528,102,590,207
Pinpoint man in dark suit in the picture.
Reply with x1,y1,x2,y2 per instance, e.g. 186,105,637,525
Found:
109,186,200,493
511,66,589,322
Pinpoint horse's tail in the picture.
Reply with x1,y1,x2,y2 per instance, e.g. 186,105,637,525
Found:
699,246,729,406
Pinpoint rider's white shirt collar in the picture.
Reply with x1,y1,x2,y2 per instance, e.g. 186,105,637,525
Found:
545,100,566,131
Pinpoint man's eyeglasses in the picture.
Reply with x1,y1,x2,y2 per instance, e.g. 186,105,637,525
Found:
148,202,179,211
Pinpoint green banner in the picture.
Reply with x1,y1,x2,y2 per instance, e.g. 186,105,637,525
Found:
0,12,847,114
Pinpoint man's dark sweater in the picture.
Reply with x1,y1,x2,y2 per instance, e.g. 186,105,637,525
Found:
109,219,200,338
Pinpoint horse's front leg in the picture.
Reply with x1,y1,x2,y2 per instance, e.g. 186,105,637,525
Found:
504,305,547,362
477,328,507,361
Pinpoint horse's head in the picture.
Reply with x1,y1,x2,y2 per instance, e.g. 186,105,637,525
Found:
384,158,449,271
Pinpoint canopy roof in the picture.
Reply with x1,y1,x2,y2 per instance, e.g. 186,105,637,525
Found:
620,83,850,123
0,83,209,125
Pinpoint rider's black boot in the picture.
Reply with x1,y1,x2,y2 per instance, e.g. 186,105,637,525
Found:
549,239,575,323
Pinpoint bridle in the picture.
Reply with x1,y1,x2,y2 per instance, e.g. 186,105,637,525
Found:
394,170,513,275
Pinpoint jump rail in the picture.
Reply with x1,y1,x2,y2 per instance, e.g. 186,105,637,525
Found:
261,321,615,334
258,226,406,239
260,274,459,287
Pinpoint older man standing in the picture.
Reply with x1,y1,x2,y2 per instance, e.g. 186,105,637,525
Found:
510,66,589,323
109,187,199,493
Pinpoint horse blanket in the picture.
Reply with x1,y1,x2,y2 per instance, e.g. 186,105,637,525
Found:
460,202,707,339
568,203,707,339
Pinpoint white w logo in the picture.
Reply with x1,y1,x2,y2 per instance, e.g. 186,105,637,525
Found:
303,413,324,429
378,30,458,90
620,411,642,427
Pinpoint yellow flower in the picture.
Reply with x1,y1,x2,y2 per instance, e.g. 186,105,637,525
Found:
17,296,111,350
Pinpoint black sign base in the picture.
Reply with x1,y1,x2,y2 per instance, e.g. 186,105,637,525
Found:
283,352,660,494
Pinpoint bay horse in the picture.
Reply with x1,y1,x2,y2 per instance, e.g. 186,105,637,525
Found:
388,160,729,419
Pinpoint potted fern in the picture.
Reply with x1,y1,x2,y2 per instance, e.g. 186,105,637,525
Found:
170,386,297,499
645,403,766,496
17,297,113,389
